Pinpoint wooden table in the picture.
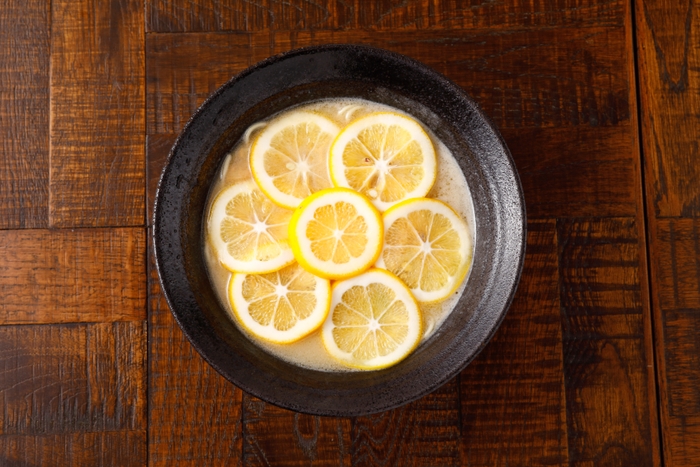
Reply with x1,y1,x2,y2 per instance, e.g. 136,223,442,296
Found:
1,0,698,465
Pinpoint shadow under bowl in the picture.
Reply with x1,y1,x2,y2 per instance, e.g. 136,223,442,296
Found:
153,44,526,417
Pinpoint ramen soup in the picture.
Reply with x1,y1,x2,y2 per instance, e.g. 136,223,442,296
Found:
204,98,475,372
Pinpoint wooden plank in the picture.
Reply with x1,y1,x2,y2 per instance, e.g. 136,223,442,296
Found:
504,125,637,218
147,135,177,225
241,395,351,466
145,0,624,33
651,218,700,466
0,323,145,435
0,0,50,228
0,229,146,324
87,323,147,432
148,237,244,466
636,0,700,461
636,0,700,217
50,0,145,227
0,431,146,466
351,378,460,466
147,27,630,134
656,219,700,311
557,218,655,465
459,220,568,466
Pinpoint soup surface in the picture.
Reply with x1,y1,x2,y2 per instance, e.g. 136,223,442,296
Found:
204,98,475,372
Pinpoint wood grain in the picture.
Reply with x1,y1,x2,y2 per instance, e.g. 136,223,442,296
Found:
0,229,146,324
49,0,145,227
459,220,568,466
147,134,178,225
0,0,677,464
0,0,50,229
241,395,351,466
635,0,700,461
146,27,630,134
655,219,700,311
148,237,244,466
504,125,637,218
351,378,460,466
636,0,700,217
146,0,624,33
147,30,638,217
0,432,146,467
557,218,655,466
0,323,145,435
651,218,700,466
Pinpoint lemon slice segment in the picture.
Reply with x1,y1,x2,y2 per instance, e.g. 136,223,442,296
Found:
289,187,383,280
376,198,472,303
329,112,437,211
251,111,340,209
207,180,295,273
229,262,331,344
322,268,422,370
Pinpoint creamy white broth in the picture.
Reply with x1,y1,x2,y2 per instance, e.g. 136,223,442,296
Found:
204,98,475,372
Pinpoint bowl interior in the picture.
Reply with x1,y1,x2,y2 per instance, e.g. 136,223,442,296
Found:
154,45,526,416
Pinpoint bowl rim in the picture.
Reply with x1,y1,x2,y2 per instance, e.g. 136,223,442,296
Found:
153,43,527,416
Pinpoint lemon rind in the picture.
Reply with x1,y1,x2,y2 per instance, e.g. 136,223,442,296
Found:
377,197,472,303
329,112,437,212
250,112,340,209
321,268,423,370
228,265,332,344
288,187,383,280
207,180,295,274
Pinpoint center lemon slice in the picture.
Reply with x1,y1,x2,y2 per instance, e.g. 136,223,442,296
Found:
289,187,383,280
229,262,331,344
251,112,340,209
322,269,423,370
329,112,437,211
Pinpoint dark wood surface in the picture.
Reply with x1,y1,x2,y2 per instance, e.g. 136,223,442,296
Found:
1,0,697,464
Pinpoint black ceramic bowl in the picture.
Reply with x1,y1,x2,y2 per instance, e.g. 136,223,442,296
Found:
154,44,526,416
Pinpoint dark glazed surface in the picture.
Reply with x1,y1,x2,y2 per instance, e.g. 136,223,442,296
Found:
153,45,526,416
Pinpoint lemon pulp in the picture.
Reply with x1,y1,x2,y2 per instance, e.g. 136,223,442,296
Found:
250,112,339,209
229,262,331,344
289,187,383,280
203,98,475,372
322,269,423,370
330,112,437,212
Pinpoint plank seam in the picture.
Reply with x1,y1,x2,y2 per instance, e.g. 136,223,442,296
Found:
630,0,666,463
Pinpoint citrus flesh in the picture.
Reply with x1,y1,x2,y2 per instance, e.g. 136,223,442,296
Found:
322,268,422,370
251,112,340,209
289,187,383,280
207,102,476,372
376,198,472,303
330,112,437,211
229,262,331,344
208,180,294,273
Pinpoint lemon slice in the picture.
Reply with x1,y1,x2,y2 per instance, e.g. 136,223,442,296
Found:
288,187,383,280
229,262,331,344
250,111,340,209
322,268,422,370
207,180,294,273
329,112,437,211
376,198,472,303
